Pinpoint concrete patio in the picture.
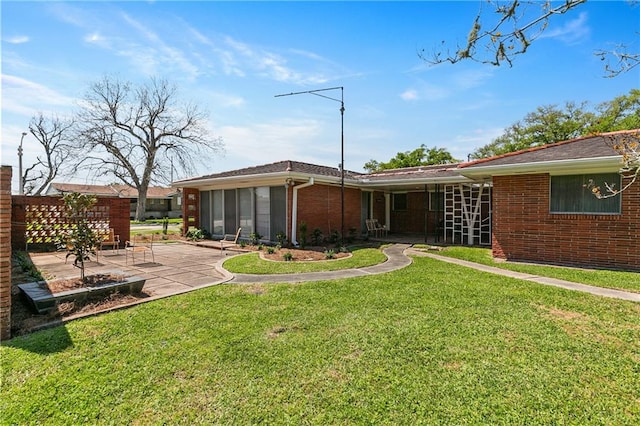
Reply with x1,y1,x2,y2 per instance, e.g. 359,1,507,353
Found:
25,242,237,300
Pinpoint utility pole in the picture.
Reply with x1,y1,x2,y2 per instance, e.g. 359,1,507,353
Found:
18,132,27,195
275,86,345,244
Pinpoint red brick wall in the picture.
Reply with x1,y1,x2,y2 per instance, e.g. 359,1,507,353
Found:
11,196,130,250
1,167,12,340
296,184,361,239
492,174,640,271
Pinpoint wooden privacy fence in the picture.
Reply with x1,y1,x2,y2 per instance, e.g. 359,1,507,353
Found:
11,196,131,251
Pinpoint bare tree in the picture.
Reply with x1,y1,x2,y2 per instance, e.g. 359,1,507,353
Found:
23,113,75,195
421,0,639,77
74,76,223,221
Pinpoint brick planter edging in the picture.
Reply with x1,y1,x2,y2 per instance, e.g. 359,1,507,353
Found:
18,274,146,314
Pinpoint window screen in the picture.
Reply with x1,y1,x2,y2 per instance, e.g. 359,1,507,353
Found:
550,173,621,214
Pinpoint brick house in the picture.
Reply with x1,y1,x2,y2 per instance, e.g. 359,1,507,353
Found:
174,160,491,246
174,130,638,271
459,130,639,271
46,183,182,220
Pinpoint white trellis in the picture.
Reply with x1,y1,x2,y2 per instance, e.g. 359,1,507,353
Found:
444,183,491,245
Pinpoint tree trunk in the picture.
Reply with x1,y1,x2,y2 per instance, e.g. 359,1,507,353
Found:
135,191,147,222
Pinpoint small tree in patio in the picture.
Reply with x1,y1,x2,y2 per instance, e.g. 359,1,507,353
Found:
58,192,101,281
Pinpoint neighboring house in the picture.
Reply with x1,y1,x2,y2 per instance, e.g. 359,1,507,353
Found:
45,183,182,220
174,129,638,271
459,130,639,271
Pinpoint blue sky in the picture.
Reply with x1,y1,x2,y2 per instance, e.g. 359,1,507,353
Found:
2,1,639,188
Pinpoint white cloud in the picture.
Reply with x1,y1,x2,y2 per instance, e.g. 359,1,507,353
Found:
1,74,76,116
539,12,590,45
84,32,107,45
209,116,366,171
400,89,418,101
451,68,494,90
4,36,29,44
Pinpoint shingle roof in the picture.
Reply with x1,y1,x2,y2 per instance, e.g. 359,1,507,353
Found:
177,160,364,183
358,163,463,181
460,131,632,169
48,183,119,197
48,183,176,198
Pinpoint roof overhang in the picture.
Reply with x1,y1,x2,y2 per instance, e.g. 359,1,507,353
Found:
356,175,476,192
459,156,623,179
173,171,360,191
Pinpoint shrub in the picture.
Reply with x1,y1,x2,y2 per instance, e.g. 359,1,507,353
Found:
266,246,276,254
347,227,358,243
275,231,287,247
249,232,262,245
324,249,336,259
328,230,340,244
311,228,323,246
298,222,308,249
282,252,293,261
185,228,204,241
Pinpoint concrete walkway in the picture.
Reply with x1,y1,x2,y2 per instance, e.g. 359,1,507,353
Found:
227,243,413,284
407,249,640,303
26,242,639,307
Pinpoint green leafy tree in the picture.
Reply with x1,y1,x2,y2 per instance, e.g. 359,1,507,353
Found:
471,90,640,159
58,193,101,281
364,145,458,172
589,89,640,132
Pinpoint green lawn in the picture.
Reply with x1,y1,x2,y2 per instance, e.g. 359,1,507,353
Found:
223,247,388,274
424,246,640,293
2,256,639,424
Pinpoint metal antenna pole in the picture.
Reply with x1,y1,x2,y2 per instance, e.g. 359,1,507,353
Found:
275,86,345,244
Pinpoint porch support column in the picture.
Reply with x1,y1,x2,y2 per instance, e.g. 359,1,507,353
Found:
291,178,314,245
384,193,391,232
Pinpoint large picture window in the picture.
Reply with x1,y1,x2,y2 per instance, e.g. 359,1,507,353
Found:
392,193,407,211
550,173,621,214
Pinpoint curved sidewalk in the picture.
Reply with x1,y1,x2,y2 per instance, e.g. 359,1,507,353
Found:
218,244,639,303
222,243,413,284
406,249,640,303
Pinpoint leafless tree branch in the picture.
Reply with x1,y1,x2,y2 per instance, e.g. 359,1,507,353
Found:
73,76,223,220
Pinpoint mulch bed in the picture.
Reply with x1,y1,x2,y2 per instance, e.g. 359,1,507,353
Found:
10,264,148,337
258,247,350,261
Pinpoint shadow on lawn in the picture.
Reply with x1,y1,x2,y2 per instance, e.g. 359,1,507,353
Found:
3,324,73,354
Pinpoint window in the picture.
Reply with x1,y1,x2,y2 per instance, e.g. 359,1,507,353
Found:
429,191,444,212
392,193,407,211
550,173,621,214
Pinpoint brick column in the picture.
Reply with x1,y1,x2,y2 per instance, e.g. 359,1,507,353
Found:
0,166,13,340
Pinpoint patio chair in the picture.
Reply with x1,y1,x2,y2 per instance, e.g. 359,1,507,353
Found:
125,234,155,265
366,219,387,238
219,227,242,250
99,228,120,254
372,219,388,237
365,219,376,237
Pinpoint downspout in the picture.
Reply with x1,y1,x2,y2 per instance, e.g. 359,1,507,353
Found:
291,178,315,245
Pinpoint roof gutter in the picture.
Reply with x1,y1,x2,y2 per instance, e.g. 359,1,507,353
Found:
459,156,623,179
291,178,314,246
